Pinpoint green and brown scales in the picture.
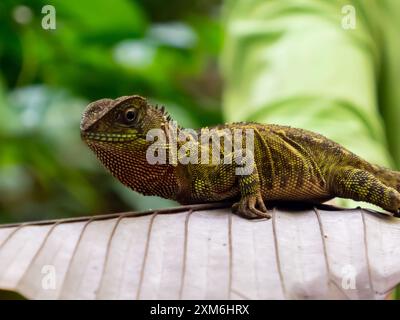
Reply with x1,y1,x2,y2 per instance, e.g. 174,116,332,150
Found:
81,95,400,219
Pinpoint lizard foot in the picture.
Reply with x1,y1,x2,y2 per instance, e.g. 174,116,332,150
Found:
232,193,271,220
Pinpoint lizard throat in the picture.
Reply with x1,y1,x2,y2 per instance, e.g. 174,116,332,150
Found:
85,140,180,199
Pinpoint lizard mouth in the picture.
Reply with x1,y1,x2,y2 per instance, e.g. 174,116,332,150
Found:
81,131,142,142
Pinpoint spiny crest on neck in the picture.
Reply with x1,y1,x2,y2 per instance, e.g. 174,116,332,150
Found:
153,104,170,120
153,104,178,126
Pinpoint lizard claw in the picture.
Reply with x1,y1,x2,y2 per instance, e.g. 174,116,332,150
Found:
232,193,271,220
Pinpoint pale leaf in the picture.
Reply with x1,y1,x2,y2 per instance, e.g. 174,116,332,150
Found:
0,204,400,299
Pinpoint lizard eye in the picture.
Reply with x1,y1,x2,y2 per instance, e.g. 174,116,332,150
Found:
124,109,137,122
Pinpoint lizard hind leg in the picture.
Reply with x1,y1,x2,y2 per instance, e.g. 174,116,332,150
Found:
328,167,400,217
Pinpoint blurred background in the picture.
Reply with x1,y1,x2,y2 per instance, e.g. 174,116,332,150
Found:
1,0,400,300
0,0,399,225
0,0,224,223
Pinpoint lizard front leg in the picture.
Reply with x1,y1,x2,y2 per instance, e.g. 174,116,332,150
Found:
232,165,271,220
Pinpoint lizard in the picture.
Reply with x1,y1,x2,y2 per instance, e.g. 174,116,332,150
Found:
80,95,400,219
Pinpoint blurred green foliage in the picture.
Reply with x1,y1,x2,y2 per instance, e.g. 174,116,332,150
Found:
0,0,223,223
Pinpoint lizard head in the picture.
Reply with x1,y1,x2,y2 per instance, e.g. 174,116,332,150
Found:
80,95,179,199
80,95,169,146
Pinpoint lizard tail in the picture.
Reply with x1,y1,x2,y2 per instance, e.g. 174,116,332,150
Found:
371,165,400,192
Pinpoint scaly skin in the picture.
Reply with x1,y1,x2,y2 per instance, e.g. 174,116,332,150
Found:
80,95,400,219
